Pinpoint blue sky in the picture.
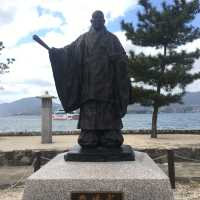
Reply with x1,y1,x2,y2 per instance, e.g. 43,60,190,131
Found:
0,0,200,103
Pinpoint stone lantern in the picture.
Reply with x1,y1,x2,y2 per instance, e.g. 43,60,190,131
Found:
37,91,56,144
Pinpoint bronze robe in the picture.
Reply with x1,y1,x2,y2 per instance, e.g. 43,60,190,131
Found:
49,27,130,130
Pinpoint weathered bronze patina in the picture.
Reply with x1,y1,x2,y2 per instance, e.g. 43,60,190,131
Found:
49,11,130,149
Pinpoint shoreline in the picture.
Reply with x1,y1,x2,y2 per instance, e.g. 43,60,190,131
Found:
0,129,200,136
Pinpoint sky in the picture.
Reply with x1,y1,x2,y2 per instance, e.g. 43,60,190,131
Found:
0,0,200,103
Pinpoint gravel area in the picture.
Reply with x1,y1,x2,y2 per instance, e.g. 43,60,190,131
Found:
0,186,23,200
1,181,200,200
175,180,200,200
1,134,200,152
0,163,200,200
1,134,200,199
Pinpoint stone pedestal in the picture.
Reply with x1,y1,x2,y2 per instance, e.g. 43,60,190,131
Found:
23,151,174,200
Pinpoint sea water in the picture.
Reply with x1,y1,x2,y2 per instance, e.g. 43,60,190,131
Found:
0,113,200,133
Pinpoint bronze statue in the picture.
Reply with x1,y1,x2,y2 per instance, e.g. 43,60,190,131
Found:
34,10,130,149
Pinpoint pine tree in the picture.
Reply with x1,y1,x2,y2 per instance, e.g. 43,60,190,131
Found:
122,0,200,138
0,41,15,89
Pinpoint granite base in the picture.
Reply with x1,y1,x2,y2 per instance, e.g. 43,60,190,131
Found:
23,151,174,200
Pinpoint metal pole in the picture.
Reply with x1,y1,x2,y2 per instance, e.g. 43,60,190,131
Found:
33,152,41,172
167,150,175,189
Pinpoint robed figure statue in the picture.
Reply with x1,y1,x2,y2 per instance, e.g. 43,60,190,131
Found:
49,10,130,148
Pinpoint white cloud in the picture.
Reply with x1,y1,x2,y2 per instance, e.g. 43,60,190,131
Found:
0,0,200,103
0,7,16,26
0,10,62,46
41,0,139,46
0,0,138,49
0,40,56,102
0,0,138,102
186,80,200,92
187,58,200,92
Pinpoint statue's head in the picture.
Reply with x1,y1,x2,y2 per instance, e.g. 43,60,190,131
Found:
90,10,105,31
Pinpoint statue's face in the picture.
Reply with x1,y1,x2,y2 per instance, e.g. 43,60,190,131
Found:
91,12,105,31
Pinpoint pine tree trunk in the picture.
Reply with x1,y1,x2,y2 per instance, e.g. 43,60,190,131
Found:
151,105,158,138
151,45,167,138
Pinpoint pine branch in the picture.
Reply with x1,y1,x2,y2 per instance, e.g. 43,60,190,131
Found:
122,0,200,47
130,86,184,107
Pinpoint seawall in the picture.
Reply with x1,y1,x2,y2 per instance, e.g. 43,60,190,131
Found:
0,129,200,136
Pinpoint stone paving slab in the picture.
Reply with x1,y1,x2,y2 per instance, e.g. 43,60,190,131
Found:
1,134,200,152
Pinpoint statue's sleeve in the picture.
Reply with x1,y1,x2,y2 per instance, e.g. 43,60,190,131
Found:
49,35,84,112
110,35,130,118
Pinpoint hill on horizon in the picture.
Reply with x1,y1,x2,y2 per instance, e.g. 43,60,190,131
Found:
0,97,61,116
128,91,200,113
0,91,200,116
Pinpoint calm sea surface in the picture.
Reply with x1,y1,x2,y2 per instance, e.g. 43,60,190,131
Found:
0,113,200,133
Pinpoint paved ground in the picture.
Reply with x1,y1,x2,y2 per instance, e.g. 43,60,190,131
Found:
1,134,200,199
0,166,33,189
175,180,200,200
159,163,200,180
1,134,200,152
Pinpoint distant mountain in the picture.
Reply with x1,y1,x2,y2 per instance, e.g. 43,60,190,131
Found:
0,97,61,116
0,92,199,116
182,92,200,105
127,91,200,113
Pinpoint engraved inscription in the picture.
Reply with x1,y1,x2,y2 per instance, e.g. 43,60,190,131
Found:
71,192,123,200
